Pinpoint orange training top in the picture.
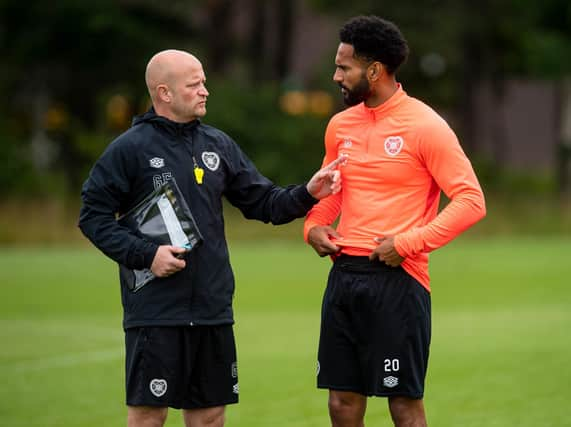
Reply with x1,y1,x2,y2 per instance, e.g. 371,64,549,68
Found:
304,85,486,291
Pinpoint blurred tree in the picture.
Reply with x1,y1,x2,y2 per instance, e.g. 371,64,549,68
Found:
248,0,267,82
0,0,196,195
274,0,295,81
1,0,570,197
244,0,297,82
203,0,234,73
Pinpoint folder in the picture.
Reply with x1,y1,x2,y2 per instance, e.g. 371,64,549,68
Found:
117,180,203,292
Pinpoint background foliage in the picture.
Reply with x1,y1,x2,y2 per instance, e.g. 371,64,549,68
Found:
1,0,570,199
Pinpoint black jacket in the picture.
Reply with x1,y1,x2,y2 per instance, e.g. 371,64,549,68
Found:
79,109,317,329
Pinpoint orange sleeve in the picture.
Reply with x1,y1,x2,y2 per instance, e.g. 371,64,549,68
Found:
303,117,342,241
394,122,486,257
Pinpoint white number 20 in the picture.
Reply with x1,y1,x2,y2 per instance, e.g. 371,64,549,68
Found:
384,358,400,372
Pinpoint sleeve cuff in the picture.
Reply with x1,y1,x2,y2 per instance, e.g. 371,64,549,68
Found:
142,244,159,269
293,184,319,210
394,234,409,258
303,220,318,242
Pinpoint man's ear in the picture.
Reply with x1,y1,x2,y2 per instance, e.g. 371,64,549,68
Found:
157,84,171,103
368,62,383,81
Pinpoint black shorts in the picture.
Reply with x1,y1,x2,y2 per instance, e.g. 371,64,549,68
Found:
125,325,238,409
317,255,431,399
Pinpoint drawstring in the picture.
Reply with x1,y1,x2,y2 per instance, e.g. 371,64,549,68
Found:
180,128,204,185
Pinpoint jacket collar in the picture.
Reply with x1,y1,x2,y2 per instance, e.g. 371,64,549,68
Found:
361,83,407,120
132,107,200,138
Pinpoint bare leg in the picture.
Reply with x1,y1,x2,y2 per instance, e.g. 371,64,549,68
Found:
328,390,367,427
127,406,168,427
182,405,225,427
388,396,427,427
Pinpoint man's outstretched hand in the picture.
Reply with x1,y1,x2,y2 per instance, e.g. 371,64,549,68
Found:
306,154,348,199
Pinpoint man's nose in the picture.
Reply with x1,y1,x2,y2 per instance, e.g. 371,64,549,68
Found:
333,70,342,82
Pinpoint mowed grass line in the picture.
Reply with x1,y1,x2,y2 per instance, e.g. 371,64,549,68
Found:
0,237,569,426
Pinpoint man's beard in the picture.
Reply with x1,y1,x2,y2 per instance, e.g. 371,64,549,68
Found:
340,74,371,106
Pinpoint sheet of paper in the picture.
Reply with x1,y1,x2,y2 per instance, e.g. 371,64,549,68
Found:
157,194,190,247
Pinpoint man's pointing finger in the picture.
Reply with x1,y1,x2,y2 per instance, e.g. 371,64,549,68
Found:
322,154,348,171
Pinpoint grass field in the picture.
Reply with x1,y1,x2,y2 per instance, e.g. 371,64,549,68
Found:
0,236,570,426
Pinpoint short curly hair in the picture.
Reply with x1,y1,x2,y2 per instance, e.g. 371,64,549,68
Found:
339,15,409,75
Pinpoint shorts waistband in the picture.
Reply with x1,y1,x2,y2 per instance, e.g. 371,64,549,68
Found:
333,254,397,272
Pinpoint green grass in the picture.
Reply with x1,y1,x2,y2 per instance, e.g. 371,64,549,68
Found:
0,237,570,426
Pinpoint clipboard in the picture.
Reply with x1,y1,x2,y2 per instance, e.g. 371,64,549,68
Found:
117,179,203,292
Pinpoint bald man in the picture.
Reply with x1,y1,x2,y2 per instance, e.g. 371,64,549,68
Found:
145,50,209,125
79,49,345,427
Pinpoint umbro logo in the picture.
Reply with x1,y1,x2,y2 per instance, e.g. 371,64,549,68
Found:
383,376,399,388
231,362,238,378
149,157,165,168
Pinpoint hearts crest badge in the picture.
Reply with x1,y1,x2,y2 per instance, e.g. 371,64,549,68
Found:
384,136,404,157
201,152,220,171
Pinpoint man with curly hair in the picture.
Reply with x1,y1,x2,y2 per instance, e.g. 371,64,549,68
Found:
305,16,486,427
